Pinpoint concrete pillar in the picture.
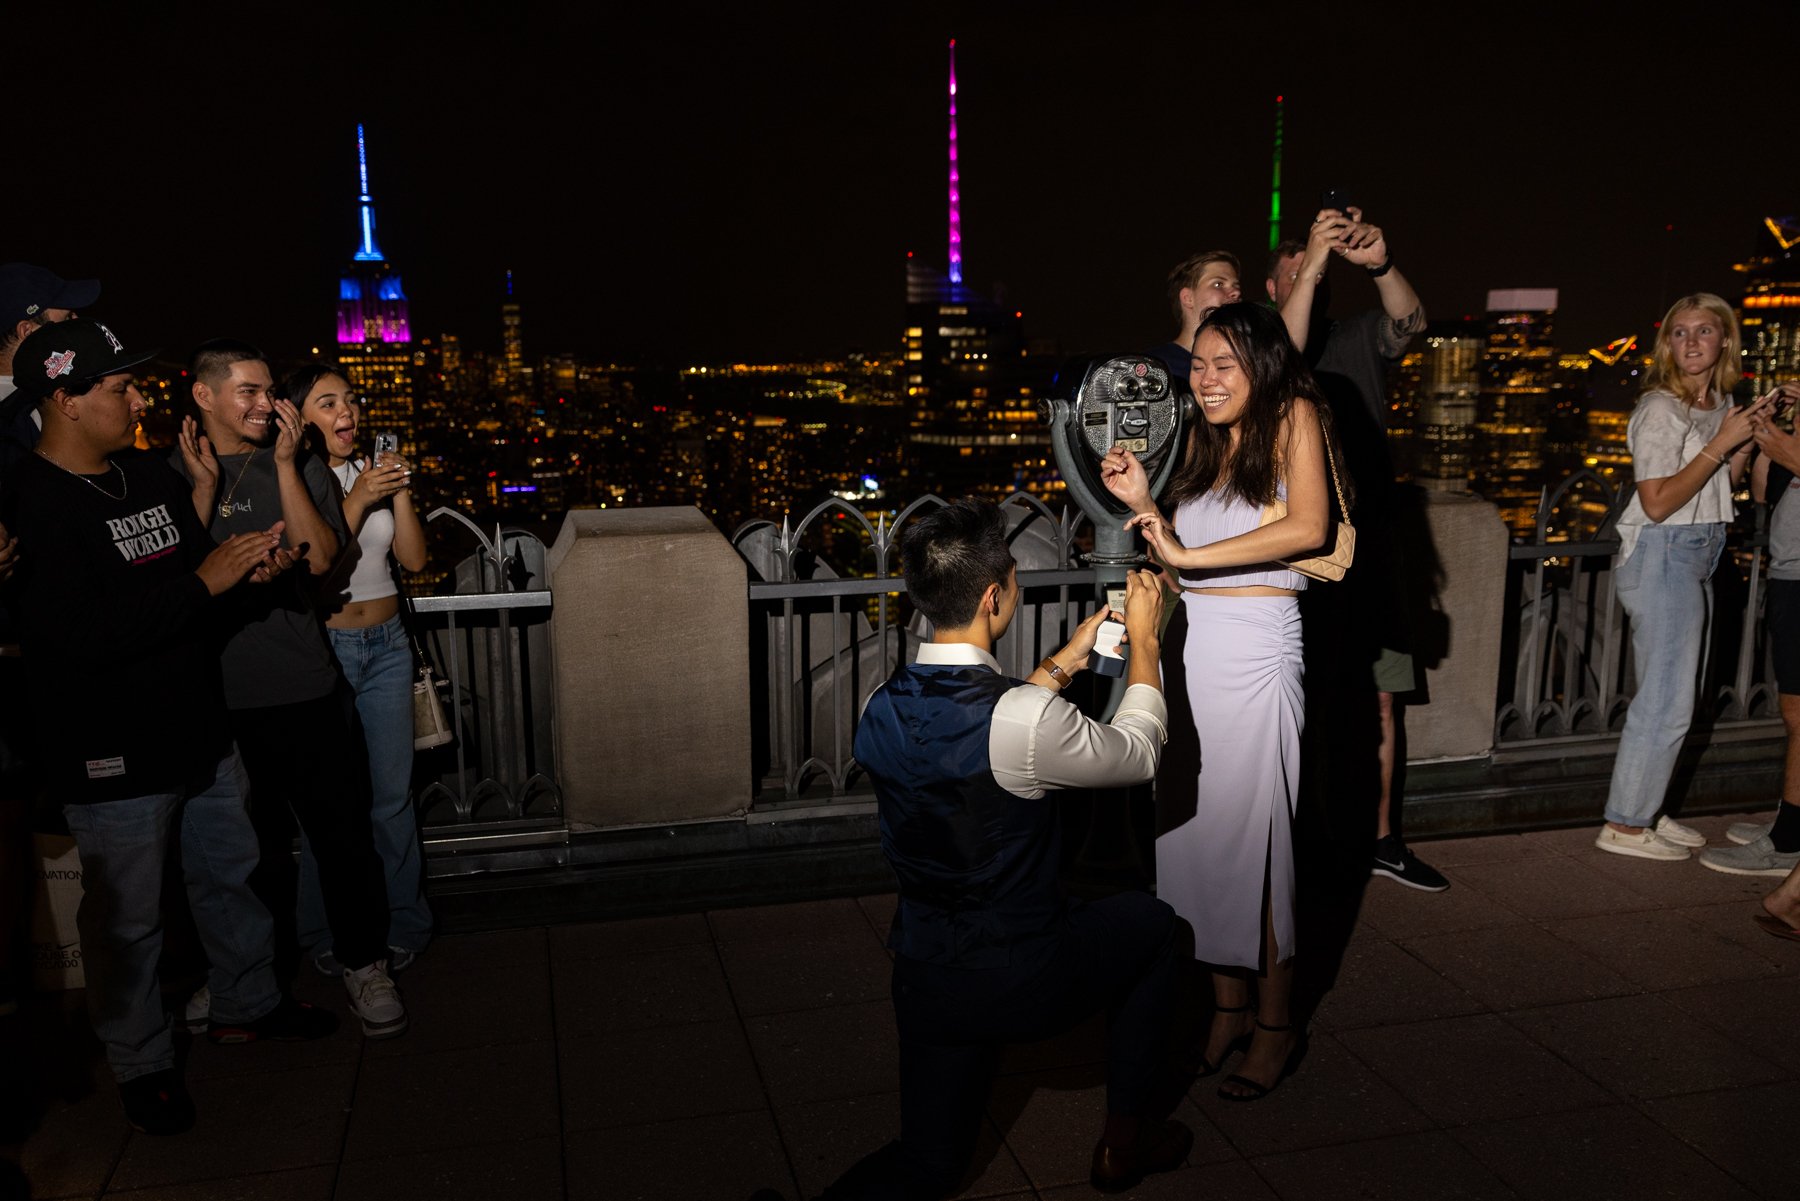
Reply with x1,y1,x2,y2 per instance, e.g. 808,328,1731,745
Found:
1403,491,1511,760
547,508,751,827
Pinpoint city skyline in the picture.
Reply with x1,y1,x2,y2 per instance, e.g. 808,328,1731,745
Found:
11,3,1800,367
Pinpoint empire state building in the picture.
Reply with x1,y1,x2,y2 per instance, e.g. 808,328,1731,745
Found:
336,125,417,455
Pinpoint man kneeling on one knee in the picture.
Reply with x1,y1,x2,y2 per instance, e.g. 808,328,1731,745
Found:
813,498,1189,1200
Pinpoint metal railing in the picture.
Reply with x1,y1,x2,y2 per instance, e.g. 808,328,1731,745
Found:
411,509,561,843
1495,468,1780,746
735,493,1101,802
406,469,1784,838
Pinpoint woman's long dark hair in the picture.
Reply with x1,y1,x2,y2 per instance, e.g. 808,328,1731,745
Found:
1164,301,1350,511
277,361,348,458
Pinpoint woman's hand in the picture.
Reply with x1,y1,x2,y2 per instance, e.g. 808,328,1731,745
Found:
348,458,411,507
1100,446,1154,513
1711,393,1776,458
1125,510,1198,569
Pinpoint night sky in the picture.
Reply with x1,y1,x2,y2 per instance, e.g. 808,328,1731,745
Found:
12,2,1799,368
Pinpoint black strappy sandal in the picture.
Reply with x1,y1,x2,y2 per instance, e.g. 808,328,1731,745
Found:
1194,1004,1253,1079
1217,1020,1303,1102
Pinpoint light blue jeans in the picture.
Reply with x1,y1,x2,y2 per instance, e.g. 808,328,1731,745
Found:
299,615,433,955
1603,522,1727,827
62,749,279,1083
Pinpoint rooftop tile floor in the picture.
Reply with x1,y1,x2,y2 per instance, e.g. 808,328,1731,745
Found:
3,809,1795,1200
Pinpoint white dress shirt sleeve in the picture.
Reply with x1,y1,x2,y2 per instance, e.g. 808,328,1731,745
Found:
988,682,1168,799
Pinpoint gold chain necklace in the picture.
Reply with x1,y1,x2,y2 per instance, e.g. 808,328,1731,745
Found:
217,447,259,520
35,449,127,501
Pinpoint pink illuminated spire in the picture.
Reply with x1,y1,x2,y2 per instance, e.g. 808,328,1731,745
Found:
947,38,962,287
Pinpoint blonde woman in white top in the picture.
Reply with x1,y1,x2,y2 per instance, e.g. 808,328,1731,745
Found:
1597,294,1774,860
289,366,433,971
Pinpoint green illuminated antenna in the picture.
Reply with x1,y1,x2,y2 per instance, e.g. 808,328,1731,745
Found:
1268,95,1284,251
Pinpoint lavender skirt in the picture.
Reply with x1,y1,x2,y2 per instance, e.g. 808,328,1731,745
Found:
1155,594,1304,969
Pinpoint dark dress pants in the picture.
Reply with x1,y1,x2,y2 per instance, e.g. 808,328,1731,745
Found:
231,691,389,971
821,890,1182,1201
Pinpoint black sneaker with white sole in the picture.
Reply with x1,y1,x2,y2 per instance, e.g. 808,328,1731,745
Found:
1371,837,1450,892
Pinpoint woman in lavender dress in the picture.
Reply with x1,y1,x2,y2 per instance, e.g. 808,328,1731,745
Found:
1102,301,1342,1101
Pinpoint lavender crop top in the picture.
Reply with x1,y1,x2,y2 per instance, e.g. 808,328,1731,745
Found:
1171,484,1308,592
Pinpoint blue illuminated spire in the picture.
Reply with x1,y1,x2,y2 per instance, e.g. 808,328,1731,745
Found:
353,123,385,263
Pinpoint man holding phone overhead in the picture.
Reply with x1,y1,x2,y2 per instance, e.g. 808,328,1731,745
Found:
1269,200,1446,891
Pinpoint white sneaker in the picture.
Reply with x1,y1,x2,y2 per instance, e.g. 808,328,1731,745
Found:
1594,825,1690,861
1654,815,1707,848
343,960,408,1040
1697,835,1800,877
182,986,211,1035
1728,821,1775,846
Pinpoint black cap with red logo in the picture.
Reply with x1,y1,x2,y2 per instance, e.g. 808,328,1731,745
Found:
9,318,156,403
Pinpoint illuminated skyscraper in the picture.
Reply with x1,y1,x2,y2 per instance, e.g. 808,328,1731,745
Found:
1477,288,1558,532
502,270,525,402
1398,320,1483,493
1735,215,1800,391
336,125,416,454
900,40,1046,501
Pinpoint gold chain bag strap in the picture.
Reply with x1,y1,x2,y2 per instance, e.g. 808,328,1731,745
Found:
1254,415,1356,582
391,557,456,751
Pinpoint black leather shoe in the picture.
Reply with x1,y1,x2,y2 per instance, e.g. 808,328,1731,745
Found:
1089,1119,1193,1192
119,1069,195,1136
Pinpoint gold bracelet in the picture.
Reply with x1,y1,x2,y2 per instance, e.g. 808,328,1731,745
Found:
1039,657,1072,690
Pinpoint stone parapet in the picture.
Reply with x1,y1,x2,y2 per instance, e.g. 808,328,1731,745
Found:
1405,490,1512,760
546,507,751,827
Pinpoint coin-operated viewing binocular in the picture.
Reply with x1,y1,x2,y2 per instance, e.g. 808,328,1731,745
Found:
1040,354,1195,565
1039,354,1196,683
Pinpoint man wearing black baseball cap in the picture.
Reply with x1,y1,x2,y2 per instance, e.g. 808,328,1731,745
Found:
0,262,99,403
0,265,99,1026
0,318,336,1136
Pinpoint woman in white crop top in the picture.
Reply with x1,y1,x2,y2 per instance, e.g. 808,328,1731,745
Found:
1101,301,1346,1103
1595,295,1774,862
291,365,434,973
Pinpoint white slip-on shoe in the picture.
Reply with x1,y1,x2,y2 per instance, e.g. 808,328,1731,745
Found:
1728,820,1775,846
1594,825,1690,861
1654,815,1707,848
1698,835,1800,877
344,960,408,1040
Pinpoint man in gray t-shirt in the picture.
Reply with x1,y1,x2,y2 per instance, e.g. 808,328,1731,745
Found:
172,417,344,709
172,340,408,1040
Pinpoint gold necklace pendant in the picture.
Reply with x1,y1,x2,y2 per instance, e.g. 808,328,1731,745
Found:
216,447,259,523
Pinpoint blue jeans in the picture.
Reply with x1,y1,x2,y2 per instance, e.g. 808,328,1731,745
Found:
1603,522,1727,827
62,749,279,1083
299,615,432,955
